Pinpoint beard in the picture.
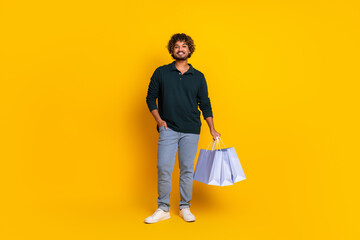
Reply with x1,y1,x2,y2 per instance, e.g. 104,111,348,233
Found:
172,52,190,60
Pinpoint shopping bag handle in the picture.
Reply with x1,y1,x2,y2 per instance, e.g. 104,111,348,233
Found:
206,137,227,150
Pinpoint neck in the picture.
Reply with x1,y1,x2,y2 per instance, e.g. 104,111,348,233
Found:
175,59,189,68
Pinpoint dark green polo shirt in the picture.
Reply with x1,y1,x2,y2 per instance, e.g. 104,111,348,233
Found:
146,61,213,134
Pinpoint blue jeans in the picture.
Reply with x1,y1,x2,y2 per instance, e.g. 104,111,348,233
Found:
157,126,200,212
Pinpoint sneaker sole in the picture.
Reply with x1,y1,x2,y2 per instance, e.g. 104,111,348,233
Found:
144,214,171,224
179,212,196,222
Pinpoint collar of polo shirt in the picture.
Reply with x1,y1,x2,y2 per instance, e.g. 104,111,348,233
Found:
170,61,195,75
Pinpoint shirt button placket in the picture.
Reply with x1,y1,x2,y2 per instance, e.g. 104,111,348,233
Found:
179,72,182,80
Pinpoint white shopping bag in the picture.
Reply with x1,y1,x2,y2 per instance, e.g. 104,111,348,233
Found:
193,149,216,185
220,148,234,186
193,137,246,186
227,147,246,183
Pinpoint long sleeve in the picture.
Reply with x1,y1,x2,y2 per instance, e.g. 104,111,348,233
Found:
197,73,213,119
146,68,160,112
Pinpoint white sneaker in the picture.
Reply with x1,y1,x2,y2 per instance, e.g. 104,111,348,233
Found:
179,208,196,222
144,208,171,224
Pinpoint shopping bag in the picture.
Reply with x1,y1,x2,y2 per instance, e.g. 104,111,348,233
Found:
220,147,234,186
208,150,223,186
216,137,246,183
227,147,246,183
193,137,246,186
192,149,217,185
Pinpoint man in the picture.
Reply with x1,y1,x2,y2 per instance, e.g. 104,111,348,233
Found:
145,33,221,223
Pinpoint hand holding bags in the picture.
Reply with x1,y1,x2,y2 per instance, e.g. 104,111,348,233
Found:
193,137,246,186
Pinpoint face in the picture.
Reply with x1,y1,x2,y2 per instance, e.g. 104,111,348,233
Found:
172,40,191,60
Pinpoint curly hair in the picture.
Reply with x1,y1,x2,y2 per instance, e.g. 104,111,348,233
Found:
167,33,196,59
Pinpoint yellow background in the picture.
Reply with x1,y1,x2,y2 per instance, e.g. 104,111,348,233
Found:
1,0,359,239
